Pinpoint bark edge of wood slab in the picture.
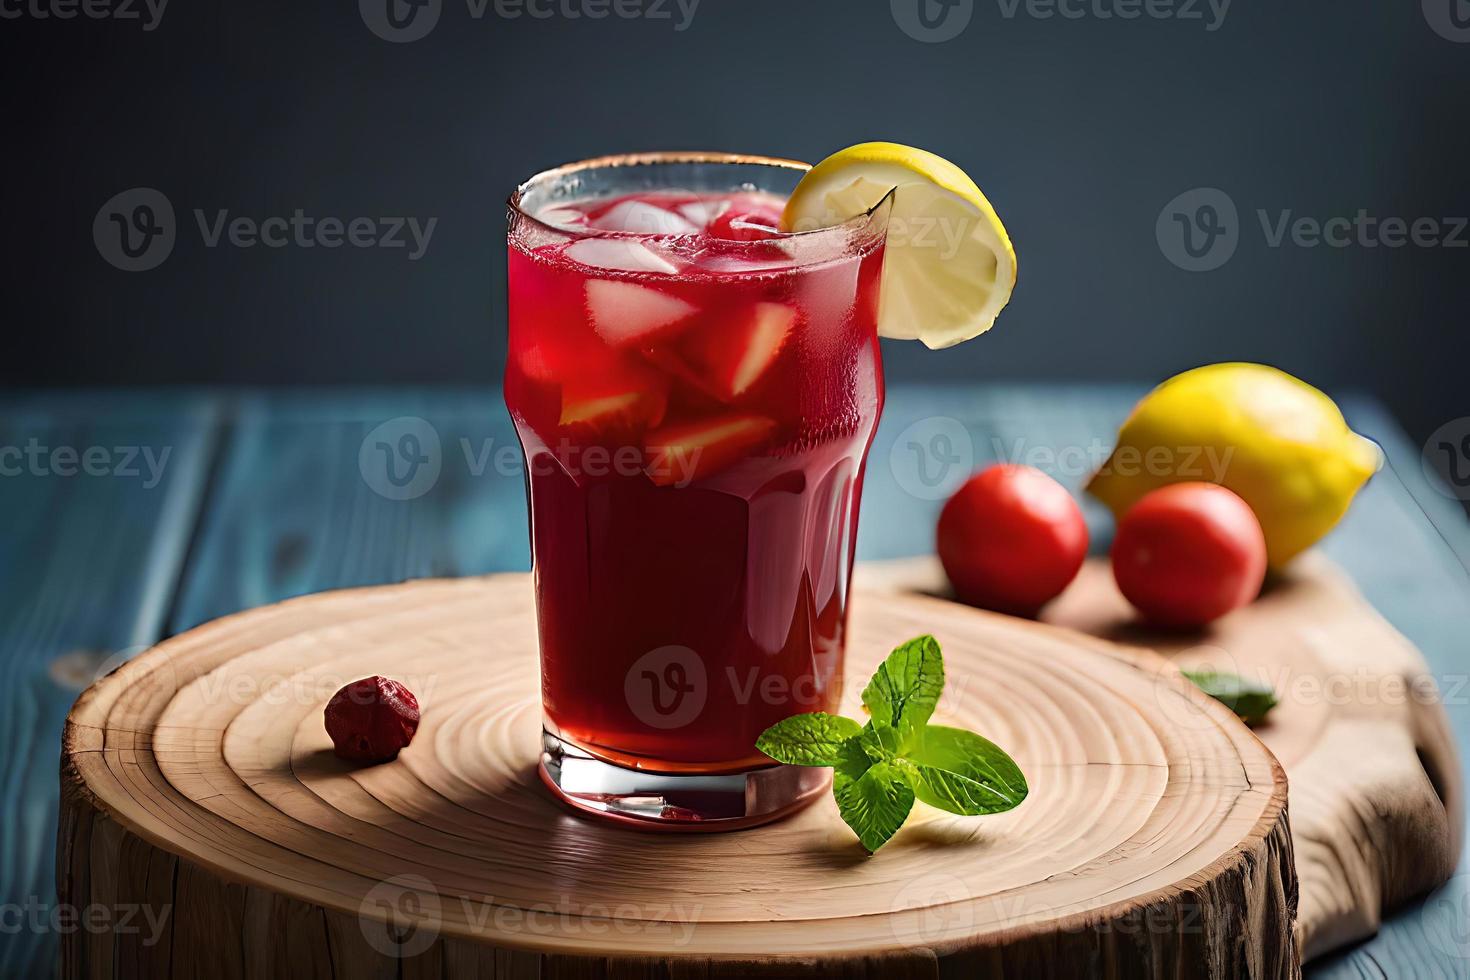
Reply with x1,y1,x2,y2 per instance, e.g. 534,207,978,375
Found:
59,575,1297,979
857,551,1462,963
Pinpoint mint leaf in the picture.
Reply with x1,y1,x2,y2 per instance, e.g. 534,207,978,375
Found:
756,712,863,766
1183,670,1278,725
853,721,902,765
862,634,944,736
833,760,915,853
752,635,1030,853
901,725,1028,815
834,734,875,783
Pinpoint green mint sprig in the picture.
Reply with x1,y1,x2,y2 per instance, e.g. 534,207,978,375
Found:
756,635,1028,853
1182,669,1278,725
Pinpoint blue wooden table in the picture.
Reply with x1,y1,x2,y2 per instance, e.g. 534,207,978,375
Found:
5,385,1468,978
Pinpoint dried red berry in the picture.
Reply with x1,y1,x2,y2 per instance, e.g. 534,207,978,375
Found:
324,676,420,763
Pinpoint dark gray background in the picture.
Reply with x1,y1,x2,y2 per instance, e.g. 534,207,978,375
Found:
3,0,1467,449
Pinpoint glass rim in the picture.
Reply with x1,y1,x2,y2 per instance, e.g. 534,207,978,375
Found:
507,150,890,242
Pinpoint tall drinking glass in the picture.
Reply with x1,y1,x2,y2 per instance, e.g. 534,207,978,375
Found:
506,153,890,828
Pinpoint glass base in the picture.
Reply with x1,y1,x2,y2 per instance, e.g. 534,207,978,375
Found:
538,729,831,831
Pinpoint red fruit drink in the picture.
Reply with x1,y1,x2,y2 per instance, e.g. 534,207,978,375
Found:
506,154,889,827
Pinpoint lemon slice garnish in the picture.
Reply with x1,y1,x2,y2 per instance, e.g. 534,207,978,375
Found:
783,142,1016,349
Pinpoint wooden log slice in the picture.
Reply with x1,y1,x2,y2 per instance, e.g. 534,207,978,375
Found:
60,575,1296,978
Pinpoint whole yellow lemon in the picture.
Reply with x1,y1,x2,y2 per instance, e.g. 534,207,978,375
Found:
1086,363,1381,567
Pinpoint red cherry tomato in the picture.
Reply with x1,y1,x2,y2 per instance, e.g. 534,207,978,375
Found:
937,464,1089,616
1111,482,1267,628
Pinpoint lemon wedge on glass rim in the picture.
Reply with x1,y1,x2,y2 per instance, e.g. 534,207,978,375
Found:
782,142,1016,350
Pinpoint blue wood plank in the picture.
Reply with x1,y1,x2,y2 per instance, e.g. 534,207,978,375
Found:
161,384,1470,977
169,390,528,631
860,384,1129,561
1309,871,1470,979
0,393,218,977
1305,396,1470,980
